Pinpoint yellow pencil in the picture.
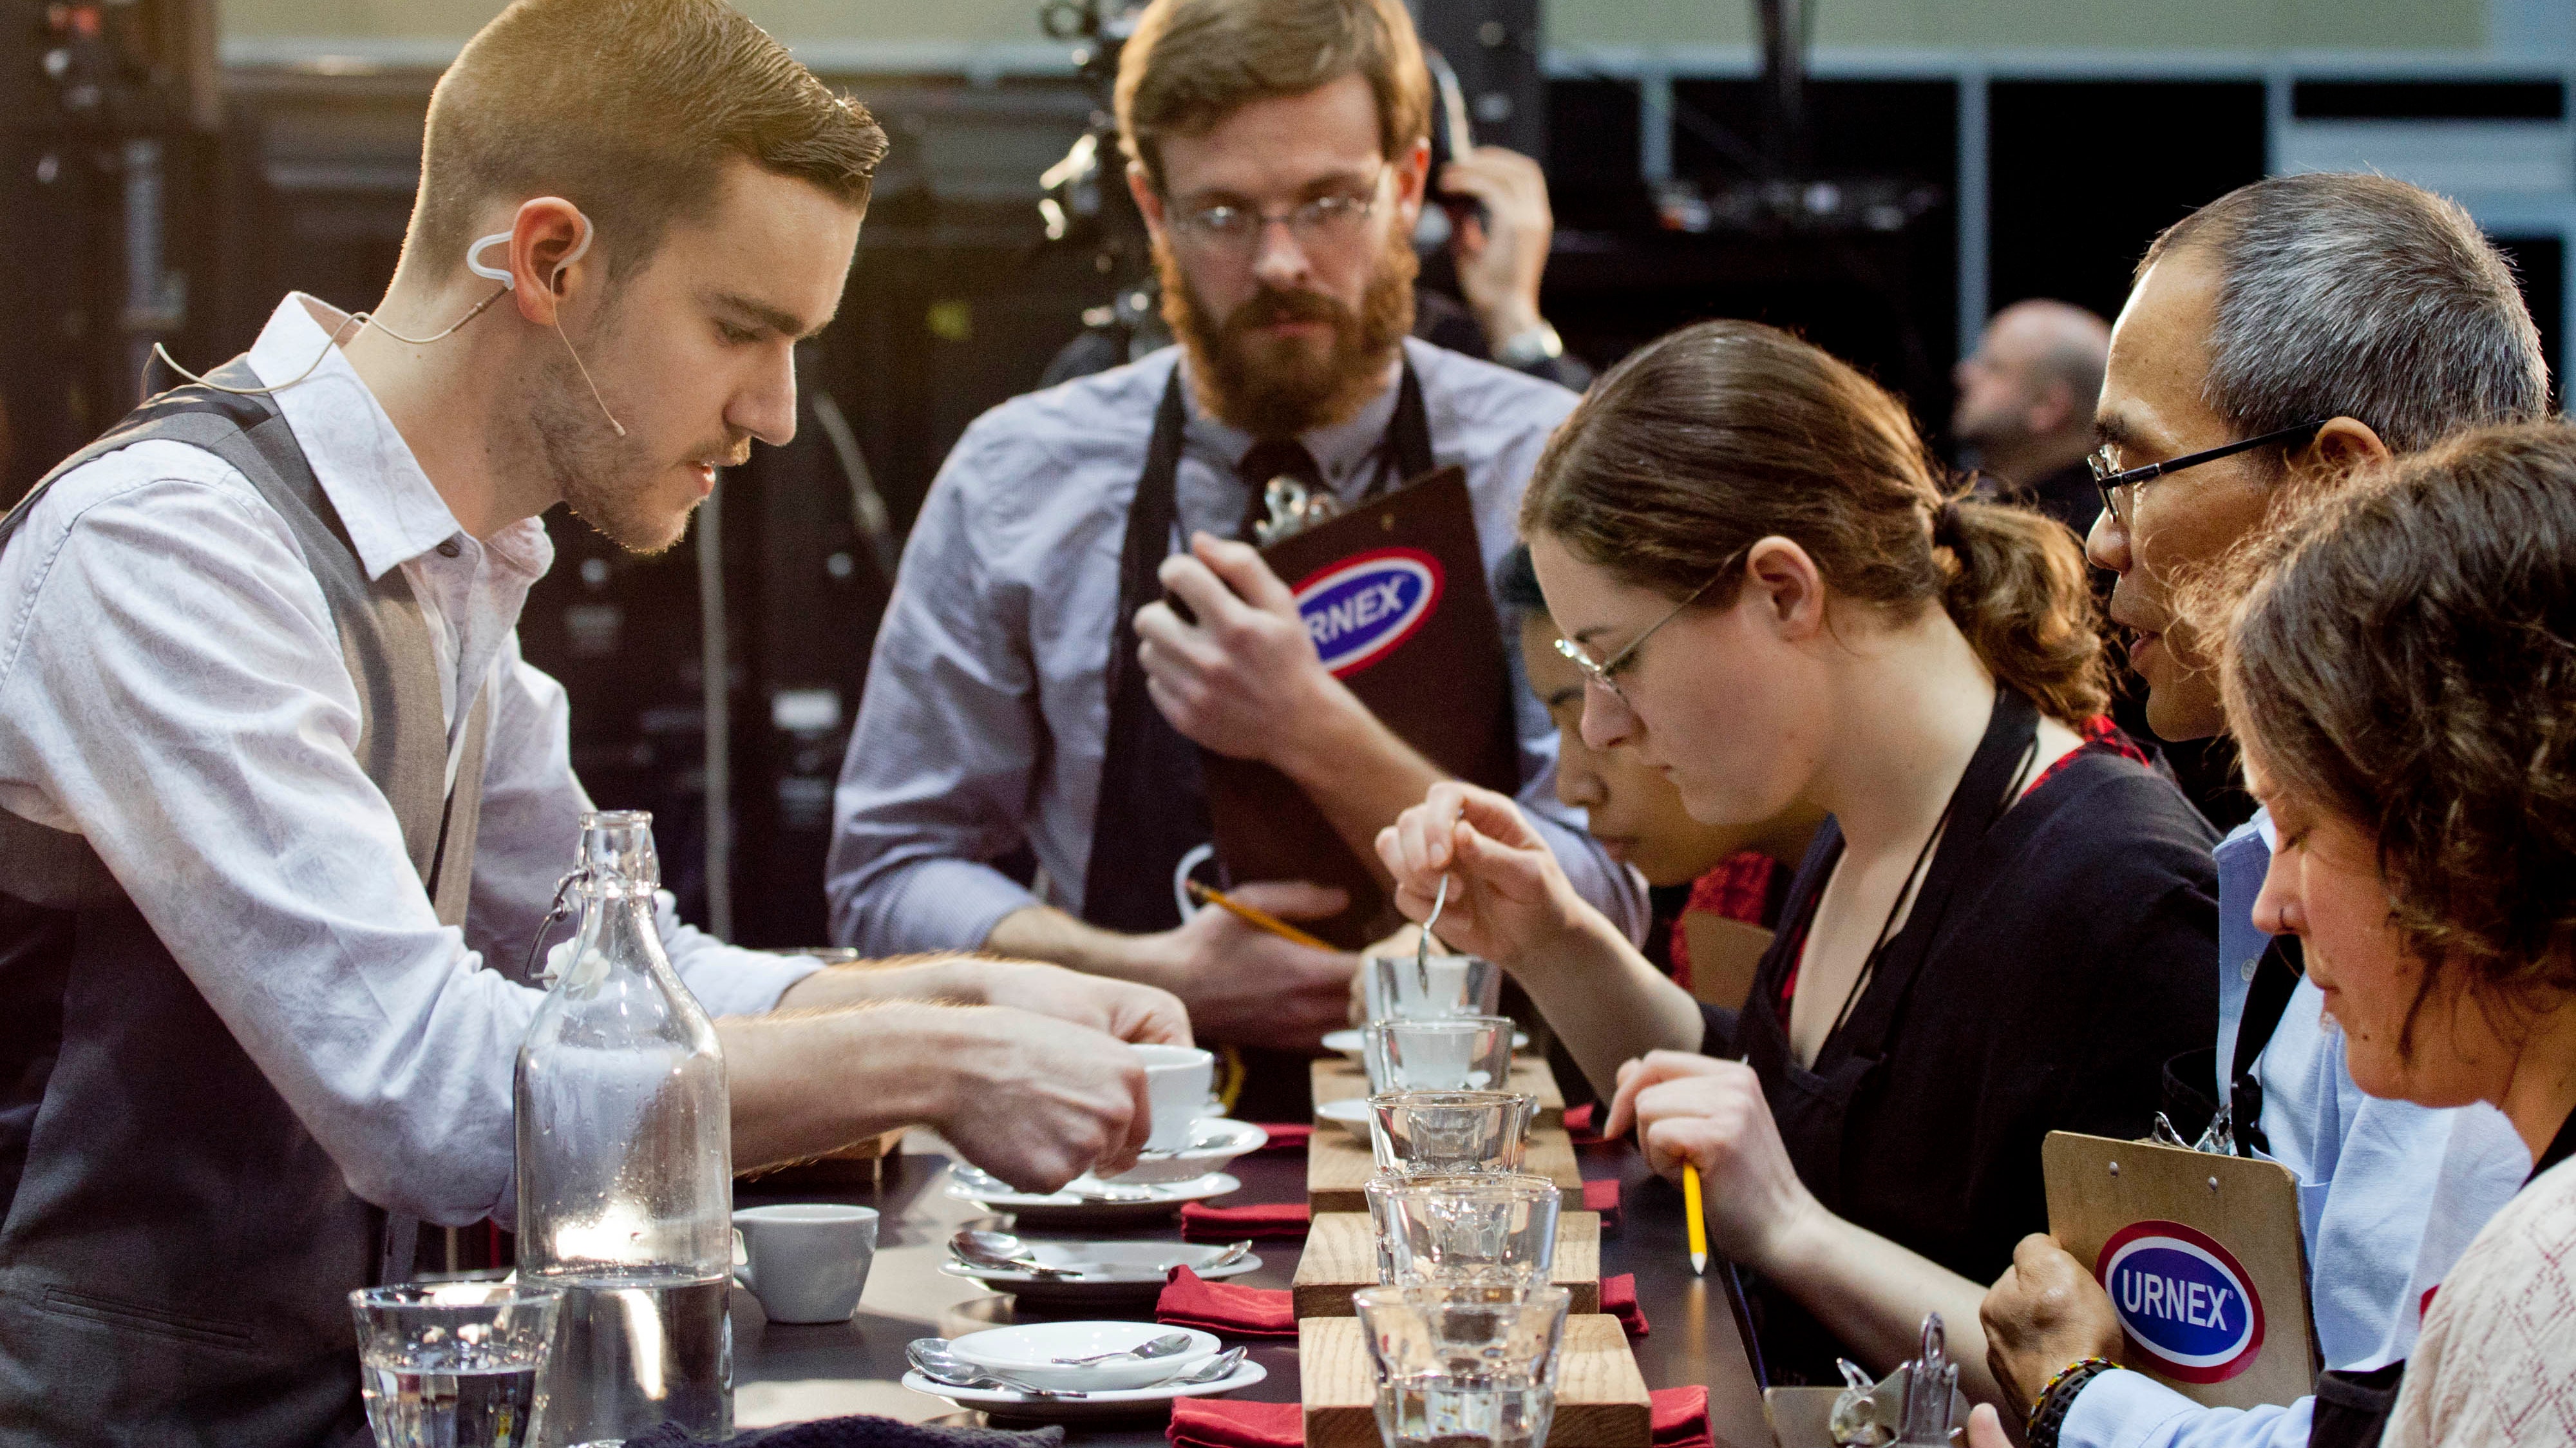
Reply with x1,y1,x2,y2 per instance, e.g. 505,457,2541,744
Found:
1185,879,1333,951
1683,1163,1709,1276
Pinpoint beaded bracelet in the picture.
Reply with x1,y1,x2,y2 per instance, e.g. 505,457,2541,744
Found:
2025,1356,2121,1448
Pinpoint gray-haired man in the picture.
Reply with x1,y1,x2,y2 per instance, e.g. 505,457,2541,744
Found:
1978,173,2548,1448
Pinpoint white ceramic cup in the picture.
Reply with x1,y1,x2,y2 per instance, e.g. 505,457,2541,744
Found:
731,1203,878,1324
1131,1043,1217,1151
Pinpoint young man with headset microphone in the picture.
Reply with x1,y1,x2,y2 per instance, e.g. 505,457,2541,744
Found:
0,2,1188,1441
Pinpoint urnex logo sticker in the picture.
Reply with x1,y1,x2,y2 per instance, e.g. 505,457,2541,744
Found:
2097,1220,2266,1384
1293,548,1444,678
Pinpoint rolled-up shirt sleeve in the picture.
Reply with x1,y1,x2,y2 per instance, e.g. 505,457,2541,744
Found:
0,457,536,1228
826,426,1053,957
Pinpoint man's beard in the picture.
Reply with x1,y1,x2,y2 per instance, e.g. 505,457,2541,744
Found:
1160,227,1417,441
521,316,734,556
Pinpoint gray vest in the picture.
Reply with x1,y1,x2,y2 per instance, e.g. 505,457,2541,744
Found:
0,362,493,1447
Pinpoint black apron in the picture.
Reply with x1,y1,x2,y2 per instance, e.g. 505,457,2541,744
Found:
1081,361,1432,1114
1734,687,2038,1377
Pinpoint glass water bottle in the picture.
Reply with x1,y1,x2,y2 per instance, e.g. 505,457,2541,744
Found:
515,812,733,1445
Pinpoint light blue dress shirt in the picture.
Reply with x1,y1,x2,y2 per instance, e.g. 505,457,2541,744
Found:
2062,813,2529,1448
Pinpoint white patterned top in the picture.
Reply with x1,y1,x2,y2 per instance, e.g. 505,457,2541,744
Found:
2384,1150,2576,1446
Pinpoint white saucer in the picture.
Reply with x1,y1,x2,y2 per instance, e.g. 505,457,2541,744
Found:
945,1167,1242,1226
1322,1027,1530,1063
939,1239,1263,1302
900,1358,1266,1420
1314,1097,1374,1139
1101,1118,1269,1185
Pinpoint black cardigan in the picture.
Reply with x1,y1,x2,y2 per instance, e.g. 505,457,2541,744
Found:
1700,748,2220,1384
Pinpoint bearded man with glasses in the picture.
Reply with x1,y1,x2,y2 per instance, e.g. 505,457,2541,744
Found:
1978,173,2553,1448
826,0,1642,1099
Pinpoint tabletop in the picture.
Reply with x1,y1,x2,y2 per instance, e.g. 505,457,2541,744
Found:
729,1129,1774,1448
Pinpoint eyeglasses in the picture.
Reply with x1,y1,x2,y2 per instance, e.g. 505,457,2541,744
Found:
1551,557,1739,705
1166,166,1388,262
2087,419,2330,531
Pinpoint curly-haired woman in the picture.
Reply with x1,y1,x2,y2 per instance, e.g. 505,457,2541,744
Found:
2197,422,2576,1446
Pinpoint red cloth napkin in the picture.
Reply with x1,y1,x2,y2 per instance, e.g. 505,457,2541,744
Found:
1602,1272,1649,1336
1181,1201,1310,1242
1565,1101,1608,1145
1157,1266,1298,1337
1248,1122,1312,1153
1652,1386,1712,1448
1168,1397,1302,1448
1582,1177,1622,1233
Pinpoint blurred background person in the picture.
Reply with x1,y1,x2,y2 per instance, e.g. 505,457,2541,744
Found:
1954,298,2113,537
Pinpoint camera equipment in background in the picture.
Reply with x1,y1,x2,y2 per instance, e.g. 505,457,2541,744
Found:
0,0,220,506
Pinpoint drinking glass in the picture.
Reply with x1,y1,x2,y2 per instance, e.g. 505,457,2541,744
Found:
1365,955,1503,1021
1368,1091,1535,1176
1355,1282,1571,1448
352,1282,562,1448
1365,1172,1562,1289
1363,1016,1515,1093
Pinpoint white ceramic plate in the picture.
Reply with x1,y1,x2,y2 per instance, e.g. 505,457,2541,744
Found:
1100,1118,1269,1185
938,1240,1263,1302
899,1358,1267,1421
949,1321,1220,1389
1322,1028,1530,1064
945,1168,1242,1227
1314,1096,1374,1139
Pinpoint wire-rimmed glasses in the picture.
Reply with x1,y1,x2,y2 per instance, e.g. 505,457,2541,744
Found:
1165,164,1390,263
2087,419,2329,531
1550,552,1741,705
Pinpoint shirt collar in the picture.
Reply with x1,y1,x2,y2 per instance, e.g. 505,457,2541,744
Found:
1180,351,1405,497
245,294,549,582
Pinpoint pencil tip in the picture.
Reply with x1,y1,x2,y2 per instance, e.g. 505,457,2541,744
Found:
1690,1252,1706,1275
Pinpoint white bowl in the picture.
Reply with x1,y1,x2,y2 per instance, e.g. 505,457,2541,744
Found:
900,1358,1267,1420
1098,1118,1268,1185
948,1320,1220,1390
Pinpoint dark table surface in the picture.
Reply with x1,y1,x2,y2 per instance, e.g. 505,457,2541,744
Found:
730,1130,1772,1447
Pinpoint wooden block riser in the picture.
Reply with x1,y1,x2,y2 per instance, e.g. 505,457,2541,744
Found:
1292,1211,1602,1317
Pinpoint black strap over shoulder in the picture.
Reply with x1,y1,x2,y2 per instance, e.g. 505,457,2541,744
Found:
2228,933,2304,1156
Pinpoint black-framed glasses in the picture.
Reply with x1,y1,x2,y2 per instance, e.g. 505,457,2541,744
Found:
1167,165,1390,262
1551,551,1743,705
2087,419,2330,531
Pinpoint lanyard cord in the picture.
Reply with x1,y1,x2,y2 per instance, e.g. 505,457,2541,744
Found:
1824,734,2043,1045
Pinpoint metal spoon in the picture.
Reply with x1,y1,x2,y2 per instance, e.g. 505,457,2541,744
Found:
1197,1239,1255,1272
1151,1346,1247,1387
949,1229,1086,1279
905,1339,1087,1398
1050,1331,1196,1366
1416,873,1450,995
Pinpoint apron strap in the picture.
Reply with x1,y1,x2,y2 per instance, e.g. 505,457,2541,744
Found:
1826,686,2041,1069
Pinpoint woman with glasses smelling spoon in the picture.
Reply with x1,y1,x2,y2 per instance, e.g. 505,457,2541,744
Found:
1375,319,2220,1395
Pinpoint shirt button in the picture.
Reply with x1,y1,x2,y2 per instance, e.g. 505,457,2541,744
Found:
437,538,462,558
2240,956,2260,983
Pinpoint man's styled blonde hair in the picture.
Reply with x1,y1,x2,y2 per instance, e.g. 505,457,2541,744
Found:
407,0,888,281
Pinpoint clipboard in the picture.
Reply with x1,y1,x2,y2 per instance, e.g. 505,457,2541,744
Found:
1200,464,1519,948
2041,1130,2319,1410
1680,911,1773,1011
